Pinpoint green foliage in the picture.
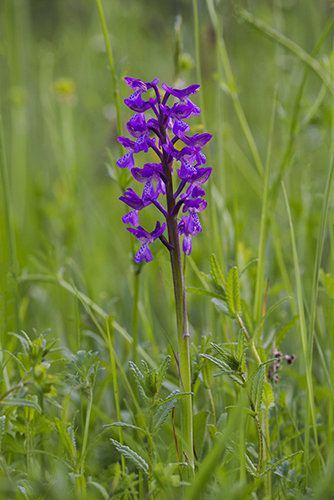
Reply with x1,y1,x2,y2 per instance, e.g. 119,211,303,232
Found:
0,0,333,498
251,365,265,414
110,439,149,475
226,267,241,319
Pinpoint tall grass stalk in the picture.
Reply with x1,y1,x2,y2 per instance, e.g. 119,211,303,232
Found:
0,100,19,334
95,0,123,156
308,43,334,376
106,319,126,473
193,0,224,267
206,0,264,180
282,181,319,480
253,89,277,326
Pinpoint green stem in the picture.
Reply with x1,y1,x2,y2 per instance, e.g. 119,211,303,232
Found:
253,89,276,325
282,181,319,479
94,0,123,156
132,269,140,369
148,408,154,497
106,319,126,474
80,387,94,474
0,99,20,332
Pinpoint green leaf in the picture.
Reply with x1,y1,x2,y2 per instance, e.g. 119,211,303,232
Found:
245,358,276,386
128,361,150,405
1,397,42,413
201,353,233,373
275,314,299,348
106,422,149,435
258,451,303,477
253,297,291,338
210,254,226,288
110,439,149,475
157,355,171,393
88,479,109,500
54,418,76,460
187,287,225,301
241,298,254,335
211,298,230,316
226,267,241,318
263,380,275,408
155,390,193,407
236,330,246,361
251,365,265,413
239,258,258,278
152,398,176,435
193,411,210,459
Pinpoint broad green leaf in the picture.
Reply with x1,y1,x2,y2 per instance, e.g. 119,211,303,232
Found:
193,411,209,459
251,365,265,413
152,398,176,435
111,439,149,475
236,330,246,361
226,267,241,318
275,314,299,348
211,298,230,316
263,380,275,408
157,355,171,393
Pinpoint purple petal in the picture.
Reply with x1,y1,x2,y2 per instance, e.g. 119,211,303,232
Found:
124,91,152,112
124,77,148,92
127,226,150,243
117,137,136,152
192,185,206,198
116,152,134,170
142,180,156,201
122,210,139,226
120,188,145,210
126,113,148,138
151,221,167,240
135,243,153,263
182,233,192,255
191,167,212,185
161,83,200,100
184,132,212,147
173,119,190,140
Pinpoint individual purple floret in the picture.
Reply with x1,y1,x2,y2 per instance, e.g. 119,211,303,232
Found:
117,78,212,262
127,222,167,263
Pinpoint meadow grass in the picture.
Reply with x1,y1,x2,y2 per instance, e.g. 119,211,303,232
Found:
0,0,334,498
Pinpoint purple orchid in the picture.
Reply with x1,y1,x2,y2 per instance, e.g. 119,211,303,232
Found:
178,215,199,255
127,222,167,263
117,78,212,261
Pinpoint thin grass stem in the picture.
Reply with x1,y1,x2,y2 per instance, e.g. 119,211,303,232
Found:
282,181,319,481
